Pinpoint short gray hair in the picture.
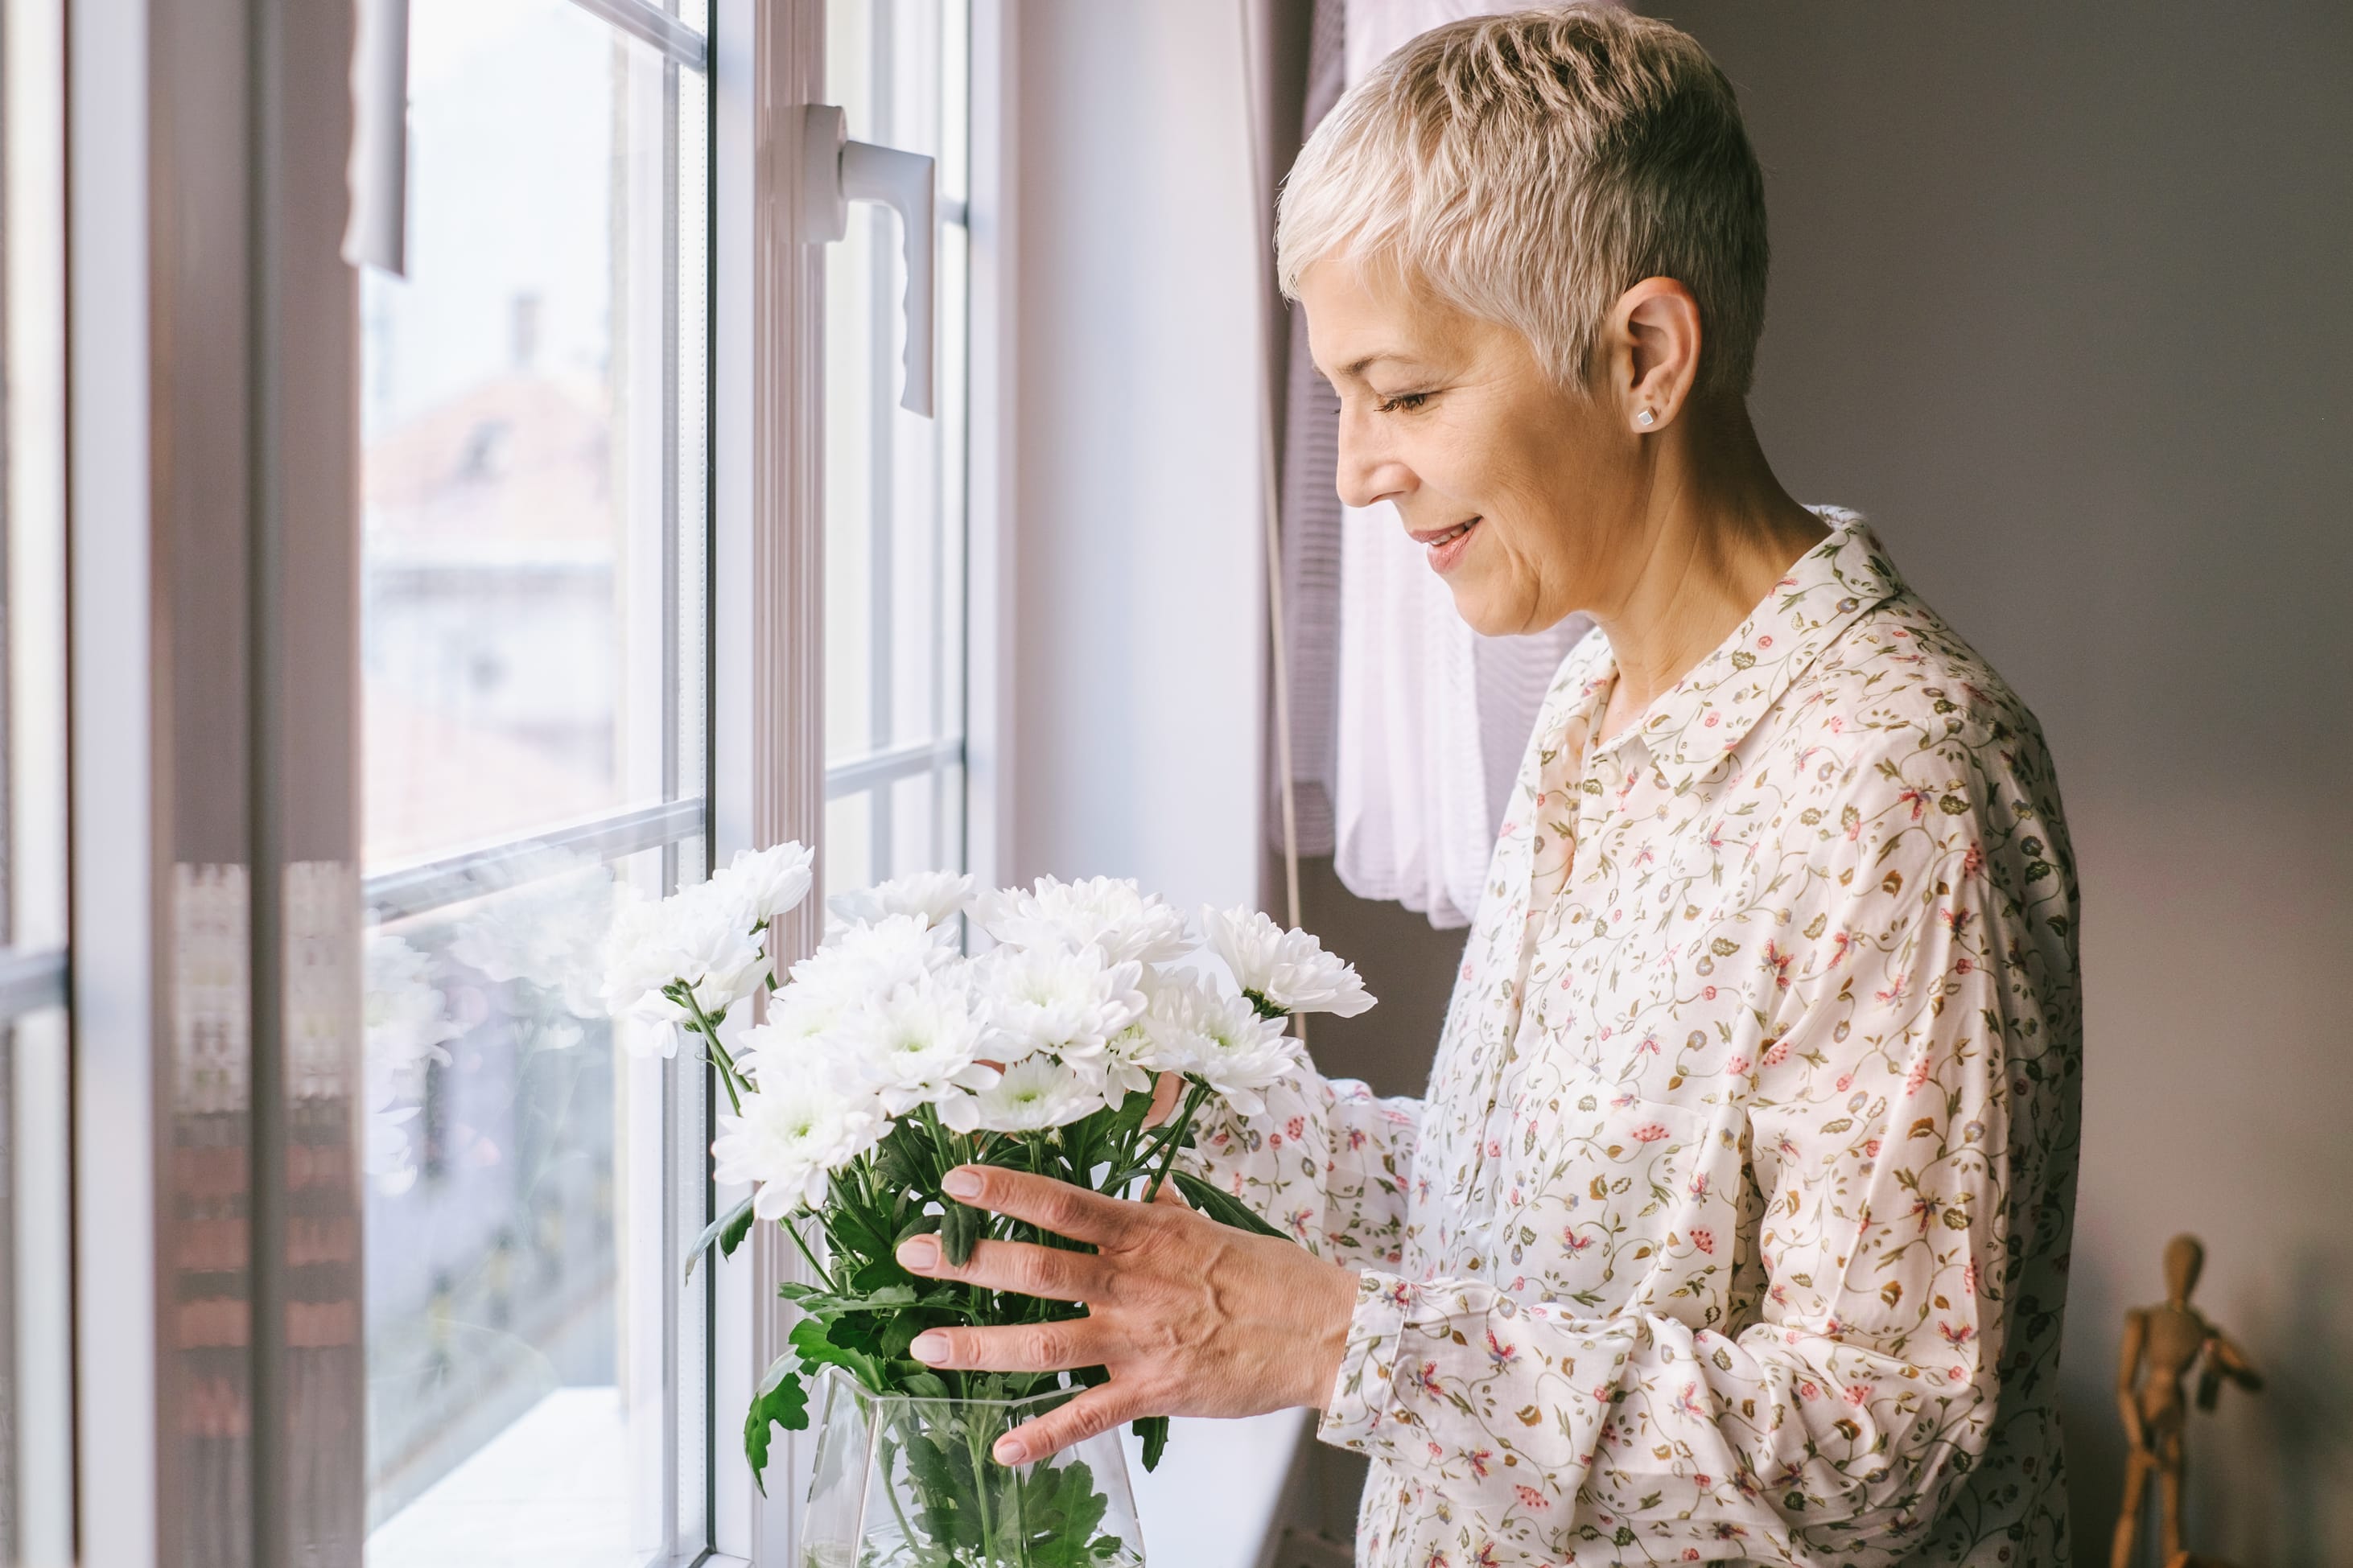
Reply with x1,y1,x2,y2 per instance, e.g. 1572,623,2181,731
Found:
1277,6,1769,398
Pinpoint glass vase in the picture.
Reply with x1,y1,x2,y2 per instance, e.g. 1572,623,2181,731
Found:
801,1370,1147,1568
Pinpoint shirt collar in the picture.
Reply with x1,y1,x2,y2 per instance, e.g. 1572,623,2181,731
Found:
1593,507,1906,792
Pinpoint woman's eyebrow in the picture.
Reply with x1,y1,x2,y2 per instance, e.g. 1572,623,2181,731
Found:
1341,352,1423,379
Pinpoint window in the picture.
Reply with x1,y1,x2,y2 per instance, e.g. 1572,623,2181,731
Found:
0,0,72,1561
820,0,972,902
356,2,714,1562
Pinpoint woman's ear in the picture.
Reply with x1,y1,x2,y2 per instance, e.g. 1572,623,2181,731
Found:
1609,277,1704,434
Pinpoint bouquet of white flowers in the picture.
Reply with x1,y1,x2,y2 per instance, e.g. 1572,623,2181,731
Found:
601,848,1373,1546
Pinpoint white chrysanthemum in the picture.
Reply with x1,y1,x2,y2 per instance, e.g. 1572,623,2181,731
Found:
1136,970,1303,1115
735,986,854,1084
447,846,615,1019
975,944,1148,1070
362,932,460,1195
1099,1015,1160,1101
1098,969,1203,1100
741,916,962,1084
713,1076,888,1220
789,912,958,1001
1198,906,1376,1019
600,882,771,1046
366,1101,422,1196
972,875,1194,966
969,1057,1106,1133
707,841,816,929
599,884,677,1016
833,978,999,1120
830,870,975,931
365,931,459,1103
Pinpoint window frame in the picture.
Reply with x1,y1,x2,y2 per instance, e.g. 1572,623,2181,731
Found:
53,0,1010,1558
69,0,374,1561
0,2,74,1562
703,2,1004,1558
816,0,972,899
64,0,738,1562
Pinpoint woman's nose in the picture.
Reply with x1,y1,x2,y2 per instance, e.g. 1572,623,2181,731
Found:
1334,406,1413,511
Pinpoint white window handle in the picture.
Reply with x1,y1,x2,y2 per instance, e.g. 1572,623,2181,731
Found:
802,105,937,418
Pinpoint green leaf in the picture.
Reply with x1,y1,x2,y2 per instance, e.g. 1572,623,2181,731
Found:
1170,1170,1288,1240
1132,1414,1170,1472
773,1282,921,1324
941,1199,983,1266
850,1253,917,1294
788,1315,888,1392
683,1193,758,1284
871,1135,920,1194
898,1369,952,1401
741,1353,810,1496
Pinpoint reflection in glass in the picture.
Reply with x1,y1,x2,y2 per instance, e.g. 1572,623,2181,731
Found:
359,2,711,1562
364,842,696,1566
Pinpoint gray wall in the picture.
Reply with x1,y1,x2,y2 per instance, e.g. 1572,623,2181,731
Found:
1001,2,1272,913
1304,5,2353,1561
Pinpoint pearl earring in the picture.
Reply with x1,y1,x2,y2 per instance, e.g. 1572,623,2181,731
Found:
1636,409,1655,428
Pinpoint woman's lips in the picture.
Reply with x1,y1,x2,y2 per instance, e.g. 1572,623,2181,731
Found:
1416,516,1481,574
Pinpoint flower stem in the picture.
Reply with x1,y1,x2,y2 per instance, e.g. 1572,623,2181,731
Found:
781,1214,839,1294
1116,1082,1200,1186
1139,1083,1212,1204
676,986,745,1115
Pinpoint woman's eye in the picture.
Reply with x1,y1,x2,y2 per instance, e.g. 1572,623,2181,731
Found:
1376,391,1432,414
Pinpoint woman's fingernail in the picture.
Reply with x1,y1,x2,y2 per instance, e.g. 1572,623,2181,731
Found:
992,1434,1027,1465
896,1235,941,1270
909,1332,950,1364
942,1167,984,1200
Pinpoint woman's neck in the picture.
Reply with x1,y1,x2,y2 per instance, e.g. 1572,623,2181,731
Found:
1591,402,1828,743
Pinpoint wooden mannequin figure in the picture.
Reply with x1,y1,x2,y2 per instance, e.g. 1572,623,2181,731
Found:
2110,1234,2264,1568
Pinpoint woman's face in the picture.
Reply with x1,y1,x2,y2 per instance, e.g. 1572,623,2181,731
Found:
1298,257,1642,637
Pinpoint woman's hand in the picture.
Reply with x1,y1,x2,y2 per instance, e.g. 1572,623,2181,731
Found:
893,1163,1361,1465
1143,1069,1183,1128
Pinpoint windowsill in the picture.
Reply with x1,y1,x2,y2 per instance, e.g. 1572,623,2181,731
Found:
371,1388,1311,1568
367,1386,645,1568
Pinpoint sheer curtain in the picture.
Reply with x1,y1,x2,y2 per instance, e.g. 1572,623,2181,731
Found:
1273,0,1590,929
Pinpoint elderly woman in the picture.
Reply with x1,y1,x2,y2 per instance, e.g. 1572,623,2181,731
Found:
892,9,2081,1565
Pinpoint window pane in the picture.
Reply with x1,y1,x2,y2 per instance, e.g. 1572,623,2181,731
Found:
3,0,68,955
364,840,699,1564
822,789,874,908
361,0,705,868
822,765,963,912
361,2,712,1562
822,0,970,909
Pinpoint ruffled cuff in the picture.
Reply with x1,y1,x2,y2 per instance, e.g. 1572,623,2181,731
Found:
1317,1269,1414,1456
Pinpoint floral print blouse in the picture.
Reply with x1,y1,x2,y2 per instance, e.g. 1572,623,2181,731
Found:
1193,512,2081,1566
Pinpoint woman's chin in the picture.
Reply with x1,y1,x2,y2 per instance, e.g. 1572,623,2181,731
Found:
1443,579,1523,638
1445,578,1580,640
